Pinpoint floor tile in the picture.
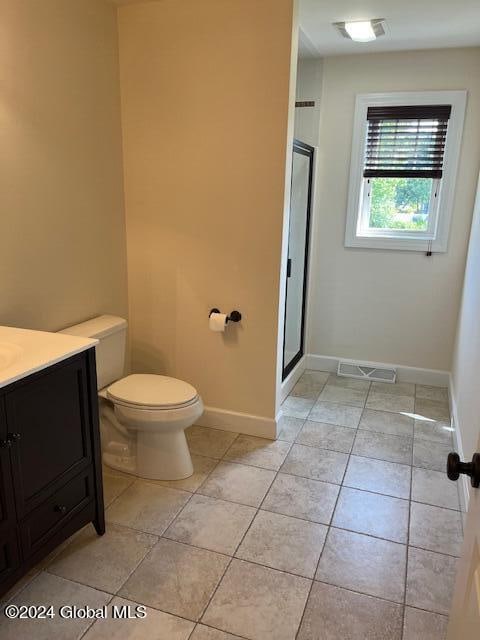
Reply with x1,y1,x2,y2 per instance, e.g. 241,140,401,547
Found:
297,581,403,640
409,502,463,556
317,385,368,408
290,371,329,399
154,454,218,492
308,401,362,428
295,420,355,453
106,480,191,536
103,470,135,507
262,472,339,524
332,487,409,543
413,440,452,472
236,510,327,578
34,527,85,570
281,396,315,419
203,559,310,640
353,430,412,464
415,385,449,403
359,408,414,437
164,494,256,555
223,435,291,470
406,547,457,615
186,426,238,459
414,419,453,445
371,381,415,397
280,444,348,484
83,596,194,640
316,528,406,603
366,391,415,413
0,573,111,640
47,523,157,593
415,398,450,423
344,456,411,499
411,467,460,510
403,607,448,640
198,461,275,507
120,538,229,621
325,373,371,391
190,626,243,639
277,415,305,442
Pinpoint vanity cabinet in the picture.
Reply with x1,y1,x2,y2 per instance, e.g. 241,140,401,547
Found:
0,401,19,585
0,348,104,597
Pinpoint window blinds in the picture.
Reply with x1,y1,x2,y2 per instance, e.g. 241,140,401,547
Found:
364,105,452,179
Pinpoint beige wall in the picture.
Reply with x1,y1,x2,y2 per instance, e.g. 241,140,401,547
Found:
308,48,480,371
294,57,323,147
118,0,295,419
0,0,128,332
451,176,480,464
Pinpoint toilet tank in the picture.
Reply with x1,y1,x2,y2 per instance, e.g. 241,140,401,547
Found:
59,315,127,390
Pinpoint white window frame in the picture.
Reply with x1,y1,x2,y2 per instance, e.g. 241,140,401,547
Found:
345,91,467,252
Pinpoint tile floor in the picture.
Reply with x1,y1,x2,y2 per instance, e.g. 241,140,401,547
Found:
0,371,461,639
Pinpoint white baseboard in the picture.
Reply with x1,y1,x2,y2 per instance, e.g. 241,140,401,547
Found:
448,374,470,512
196,406,276,440
279,355,307,405
305,353,450,387
305,354,338,373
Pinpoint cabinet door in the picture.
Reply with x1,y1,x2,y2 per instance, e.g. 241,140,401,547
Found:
0,397,20,583
6,355,93,518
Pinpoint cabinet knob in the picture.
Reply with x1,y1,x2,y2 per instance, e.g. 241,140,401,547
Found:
55,505,68,515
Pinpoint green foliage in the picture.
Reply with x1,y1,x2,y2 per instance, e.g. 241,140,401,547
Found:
395,179,432,213
369,178,432,230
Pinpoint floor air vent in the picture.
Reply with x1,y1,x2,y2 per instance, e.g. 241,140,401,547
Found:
337,360,397,383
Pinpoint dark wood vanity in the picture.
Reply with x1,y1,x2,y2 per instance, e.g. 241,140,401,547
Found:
0,348,104,597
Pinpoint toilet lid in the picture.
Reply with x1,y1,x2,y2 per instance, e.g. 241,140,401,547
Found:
107,374,198,409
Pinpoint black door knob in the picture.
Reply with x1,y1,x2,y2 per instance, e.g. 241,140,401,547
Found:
447,452,480,488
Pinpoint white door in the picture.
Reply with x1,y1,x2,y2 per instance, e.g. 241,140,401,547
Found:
447,443,480,637
447,176,480,638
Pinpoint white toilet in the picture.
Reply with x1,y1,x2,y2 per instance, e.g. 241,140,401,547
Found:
60,315,203,480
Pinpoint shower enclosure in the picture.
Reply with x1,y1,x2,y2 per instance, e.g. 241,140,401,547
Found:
282,140,314,380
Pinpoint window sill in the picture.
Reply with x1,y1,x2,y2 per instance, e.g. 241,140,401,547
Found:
345,234,447,252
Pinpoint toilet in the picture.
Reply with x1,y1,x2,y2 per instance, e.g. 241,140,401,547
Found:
60,315,203,480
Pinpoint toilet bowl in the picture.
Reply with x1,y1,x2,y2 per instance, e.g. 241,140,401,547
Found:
59,315,203,481
101,374,203,480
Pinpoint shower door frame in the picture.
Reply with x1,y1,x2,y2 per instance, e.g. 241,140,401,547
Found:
282,139,314,381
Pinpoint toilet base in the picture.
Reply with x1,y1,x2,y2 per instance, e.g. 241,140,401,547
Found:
103,451,137,476
103,430,194,481
100,394,202,482
136,428,194,480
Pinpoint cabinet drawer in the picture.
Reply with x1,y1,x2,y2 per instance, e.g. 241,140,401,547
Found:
20,469,95,557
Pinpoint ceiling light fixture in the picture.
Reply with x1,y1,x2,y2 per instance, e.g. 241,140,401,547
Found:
334,19,386,43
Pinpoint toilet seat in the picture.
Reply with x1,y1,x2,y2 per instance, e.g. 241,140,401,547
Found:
107,374,199,411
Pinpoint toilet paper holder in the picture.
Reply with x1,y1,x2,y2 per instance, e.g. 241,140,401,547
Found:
209,308,242,323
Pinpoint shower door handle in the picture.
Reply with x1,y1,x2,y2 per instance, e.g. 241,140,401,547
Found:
287,258,292,278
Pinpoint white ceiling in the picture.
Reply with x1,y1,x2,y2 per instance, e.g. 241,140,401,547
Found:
299,0,480,57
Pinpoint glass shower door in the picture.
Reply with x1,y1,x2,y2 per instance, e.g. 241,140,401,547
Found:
283,140,314,379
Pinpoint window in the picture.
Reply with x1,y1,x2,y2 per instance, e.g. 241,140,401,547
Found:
345,92,467,251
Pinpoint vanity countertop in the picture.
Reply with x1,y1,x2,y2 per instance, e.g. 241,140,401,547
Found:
0,325,98,389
